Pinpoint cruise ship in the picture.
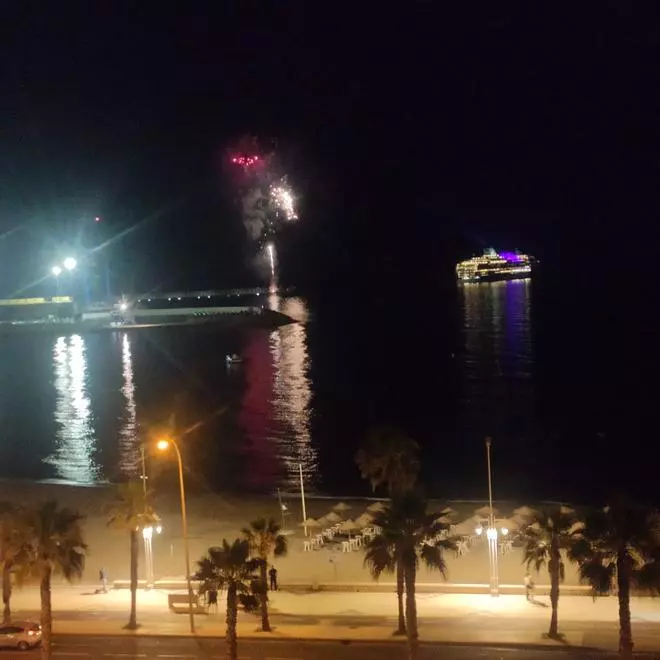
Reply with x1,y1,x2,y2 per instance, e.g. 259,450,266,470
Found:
456,248,535,283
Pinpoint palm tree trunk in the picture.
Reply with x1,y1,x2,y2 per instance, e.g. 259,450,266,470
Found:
128,529,138,629
395,559,406,635
2,561,12,624
40,564,52,660
226,582,238,660
259,561,270,632
617,552,634,659
548,541,560,637
404,561,418,660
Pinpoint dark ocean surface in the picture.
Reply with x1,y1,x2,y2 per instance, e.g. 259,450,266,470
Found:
0,267,657,505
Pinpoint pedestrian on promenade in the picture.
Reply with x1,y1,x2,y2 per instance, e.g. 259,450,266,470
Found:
207,588,218,613
269,565,278,591
99,567,108,593
524,572,534,602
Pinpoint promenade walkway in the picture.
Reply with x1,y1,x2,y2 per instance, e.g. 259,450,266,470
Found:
8,585,660,653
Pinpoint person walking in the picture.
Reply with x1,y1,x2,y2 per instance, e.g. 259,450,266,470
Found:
268,566,278,591
524,571,534,602
99,567,109,593
207,588,218,613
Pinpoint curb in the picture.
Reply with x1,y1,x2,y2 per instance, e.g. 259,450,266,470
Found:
52,629,610,653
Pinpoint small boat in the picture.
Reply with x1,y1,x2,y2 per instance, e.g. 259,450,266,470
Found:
225,353,243,365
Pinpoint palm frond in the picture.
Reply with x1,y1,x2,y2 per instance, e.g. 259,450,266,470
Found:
363,535,396,579
273,535,288,557
355,427,420,495
578,558,613,595
363,494,453,583
419,544,447,578
635,556,660,594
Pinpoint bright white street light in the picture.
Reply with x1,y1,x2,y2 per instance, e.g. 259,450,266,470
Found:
63,257,77,271
51,266,62,277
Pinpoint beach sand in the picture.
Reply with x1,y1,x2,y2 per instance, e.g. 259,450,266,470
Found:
0,481,582,589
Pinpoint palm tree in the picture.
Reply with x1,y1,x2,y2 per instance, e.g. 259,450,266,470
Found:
355,427,420,496
569,499,660,659
241,517,288,632
106,482,160,630
355,427,420,634
0,504,32,624
363,522,405,634
521,505,582,638
194,539,260,660
364,494,455,660
22,501,86,660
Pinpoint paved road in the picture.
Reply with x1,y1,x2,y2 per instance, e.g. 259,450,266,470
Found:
0,636,652,659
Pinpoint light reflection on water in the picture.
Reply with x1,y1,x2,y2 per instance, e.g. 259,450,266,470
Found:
46,334,99,483
237,295,318,491
118,333,139,477
268,295,317,490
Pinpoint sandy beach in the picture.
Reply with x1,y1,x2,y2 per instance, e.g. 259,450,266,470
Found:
0,480,584,590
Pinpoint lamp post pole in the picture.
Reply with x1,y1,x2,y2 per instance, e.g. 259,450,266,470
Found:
485,437,499,597
299,463,308,536
169,439,195,633
140,446,154,588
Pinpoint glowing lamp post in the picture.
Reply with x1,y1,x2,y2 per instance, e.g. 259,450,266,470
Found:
51,266,62,277
63,257,77,271
156,438,195,633
484,437,500,597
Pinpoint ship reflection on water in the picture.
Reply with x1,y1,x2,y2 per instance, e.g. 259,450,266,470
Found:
238,294,318,492
459,279,535,456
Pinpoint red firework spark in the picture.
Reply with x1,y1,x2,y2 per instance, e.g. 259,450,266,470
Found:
230,154,261,168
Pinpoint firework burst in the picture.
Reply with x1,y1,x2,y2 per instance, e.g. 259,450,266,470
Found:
270,179,298,221
226,136,300,284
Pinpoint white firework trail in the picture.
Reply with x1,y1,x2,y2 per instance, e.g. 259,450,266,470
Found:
266,242,276,279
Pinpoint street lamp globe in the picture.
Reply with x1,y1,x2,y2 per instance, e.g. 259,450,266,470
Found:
156,439,170,452
63,257,77,271
51,265,62,277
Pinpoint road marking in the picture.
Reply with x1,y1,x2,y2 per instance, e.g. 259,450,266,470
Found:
54,654,91,658
156,656,197,659
104,655,147,658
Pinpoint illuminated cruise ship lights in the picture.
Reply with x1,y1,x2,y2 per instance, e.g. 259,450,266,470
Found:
456,249,535,282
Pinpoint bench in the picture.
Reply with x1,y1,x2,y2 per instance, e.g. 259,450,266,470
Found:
167,593,208,614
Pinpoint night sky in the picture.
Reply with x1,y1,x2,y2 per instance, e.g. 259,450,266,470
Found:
2,3,660,295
